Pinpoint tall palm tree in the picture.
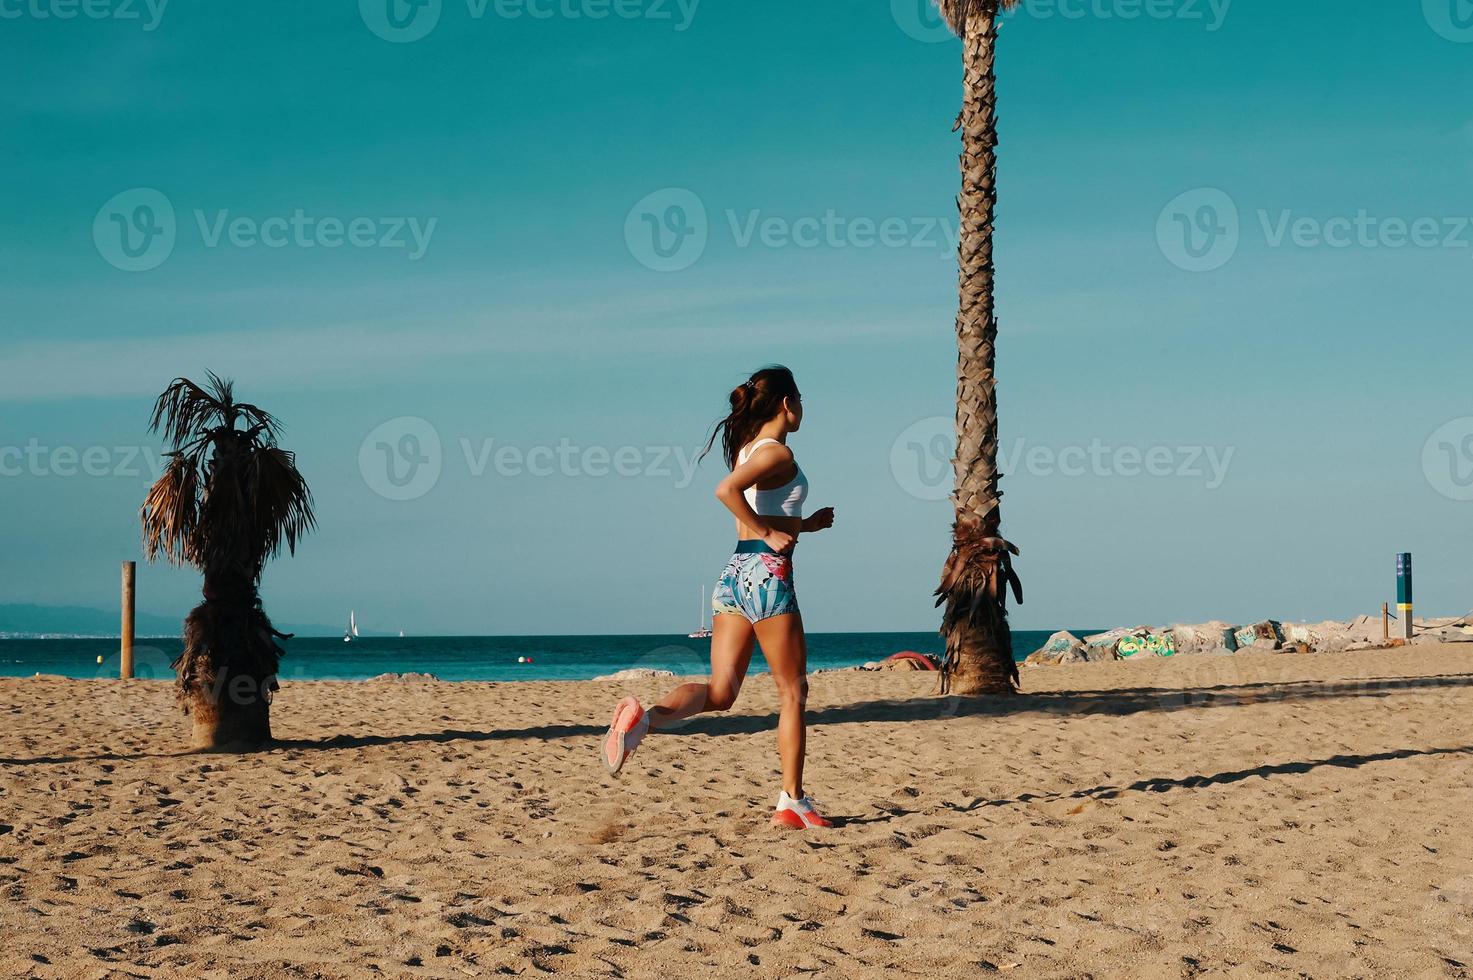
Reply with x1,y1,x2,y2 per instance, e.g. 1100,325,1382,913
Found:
932,0,1023,696
140,374,316,748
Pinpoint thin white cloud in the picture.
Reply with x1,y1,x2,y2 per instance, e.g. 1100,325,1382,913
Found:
0,300,928,404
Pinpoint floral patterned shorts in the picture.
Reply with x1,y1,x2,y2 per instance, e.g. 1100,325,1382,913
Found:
712,540,798,623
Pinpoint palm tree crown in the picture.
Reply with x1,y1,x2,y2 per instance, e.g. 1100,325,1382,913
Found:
142,373,315,592
934,0,1019,34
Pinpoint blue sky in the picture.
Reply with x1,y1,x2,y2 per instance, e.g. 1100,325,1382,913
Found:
2,0,1471,635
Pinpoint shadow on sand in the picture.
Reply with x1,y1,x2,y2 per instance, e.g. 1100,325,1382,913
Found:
834,742,1473,826
5,670,1473,769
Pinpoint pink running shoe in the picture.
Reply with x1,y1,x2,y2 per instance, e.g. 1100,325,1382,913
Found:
771,791,833,829
602,696,649,775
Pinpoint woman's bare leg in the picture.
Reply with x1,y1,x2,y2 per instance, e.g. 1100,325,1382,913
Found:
753,612,807,798
649,613,755,729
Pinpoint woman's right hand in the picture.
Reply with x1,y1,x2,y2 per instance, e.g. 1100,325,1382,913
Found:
763,528,797,555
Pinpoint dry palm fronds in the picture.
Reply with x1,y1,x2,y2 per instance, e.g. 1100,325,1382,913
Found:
933,0,1020,36
141,374,314,577
936,516,1021,692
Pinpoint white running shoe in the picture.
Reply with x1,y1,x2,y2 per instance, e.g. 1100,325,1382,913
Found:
771,790,833,829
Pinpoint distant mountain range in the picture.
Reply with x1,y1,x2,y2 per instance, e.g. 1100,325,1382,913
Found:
0,603,340,639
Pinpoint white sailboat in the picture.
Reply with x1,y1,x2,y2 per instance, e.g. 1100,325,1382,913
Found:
688,585,713,639
344,610,360,643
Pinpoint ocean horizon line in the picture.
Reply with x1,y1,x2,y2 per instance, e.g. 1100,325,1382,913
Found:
0,631,1098,682
2,628,954,640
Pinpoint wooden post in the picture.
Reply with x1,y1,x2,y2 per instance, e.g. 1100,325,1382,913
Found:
1382,602,1390,643
121,561,136,680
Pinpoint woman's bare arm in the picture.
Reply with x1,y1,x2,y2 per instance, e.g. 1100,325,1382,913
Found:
714,443,798,552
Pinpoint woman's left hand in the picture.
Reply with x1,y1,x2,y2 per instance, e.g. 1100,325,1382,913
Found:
802,507,835,533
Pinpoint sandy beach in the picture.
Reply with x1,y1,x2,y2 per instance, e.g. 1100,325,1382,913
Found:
4,645,1473,978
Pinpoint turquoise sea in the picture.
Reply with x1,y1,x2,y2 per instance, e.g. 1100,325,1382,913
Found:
0,631,1086,682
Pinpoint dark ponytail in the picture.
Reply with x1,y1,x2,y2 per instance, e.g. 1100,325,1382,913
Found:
700,365,800,470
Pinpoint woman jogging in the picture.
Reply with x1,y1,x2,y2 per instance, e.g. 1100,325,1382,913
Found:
601,365,836,829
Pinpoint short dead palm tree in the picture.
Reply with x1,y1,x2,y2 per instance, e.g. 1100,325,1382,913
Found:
933,0,1024,696
140,374,316,748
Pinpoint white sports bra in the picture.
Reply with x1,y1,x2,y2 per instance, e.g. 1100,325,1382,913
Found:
738,438,808,518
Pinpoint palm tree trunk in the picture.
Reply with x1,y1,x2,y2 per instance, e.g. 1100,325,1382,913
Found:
937,1,1021,696
176,599,277,749
188,669,273,749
